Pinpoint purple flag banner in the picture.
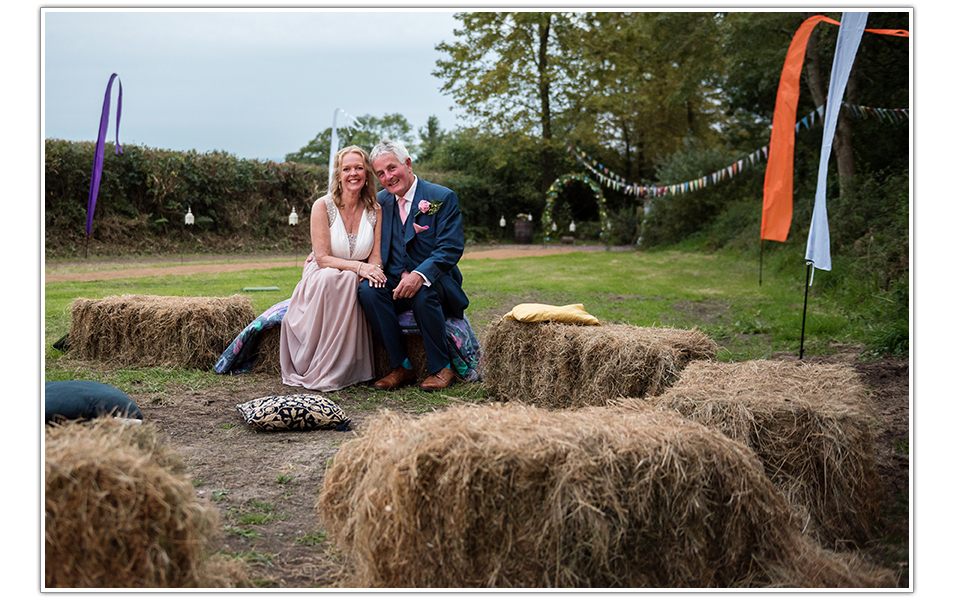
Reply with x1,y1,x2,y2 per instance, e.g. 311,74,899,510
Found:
86,73,124,236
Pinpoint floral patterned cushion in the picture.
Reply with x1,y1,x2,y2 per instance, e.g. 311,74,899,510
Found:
235,394,350,432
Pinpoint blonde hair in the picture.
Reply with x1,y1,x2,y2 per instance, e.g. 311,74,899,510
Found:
329,145,377,211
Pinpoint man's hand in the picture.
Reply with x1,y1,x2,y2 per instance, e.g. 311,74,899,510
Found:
393,271,424,300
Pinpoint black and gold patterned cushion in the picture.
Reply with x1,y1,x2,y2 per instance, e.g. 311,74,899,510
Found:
235,394,351,432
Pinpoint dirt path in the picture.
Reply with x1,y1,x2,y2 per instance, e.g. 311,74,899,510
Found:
45,245,626,283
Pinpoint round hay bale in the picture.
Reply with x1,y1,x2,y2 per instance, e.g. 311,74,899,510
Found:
67,294,256,369
481,318,717,408
317,403,894,588
642,359,882,547
45,419,244,588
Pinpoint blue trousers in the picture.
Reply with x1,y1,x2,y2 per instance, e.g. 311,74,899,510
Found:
357,279,450,375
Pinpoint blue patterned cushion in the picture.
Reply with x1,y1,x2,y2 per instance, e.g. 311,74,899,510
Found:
235,394,350,432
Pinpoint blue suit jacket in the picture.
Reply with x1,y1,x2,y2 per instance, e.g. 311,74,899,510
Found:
378,177,469,317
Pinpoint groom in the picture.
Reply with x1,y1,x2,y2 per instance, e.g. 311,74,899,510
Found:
358,139,469,392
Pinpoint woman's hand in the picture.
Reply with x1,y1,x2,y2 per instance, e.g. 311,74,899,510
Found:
358,262,386,288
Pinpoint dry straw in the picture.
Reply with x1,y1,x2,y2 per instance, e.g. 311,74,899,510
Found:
317,403,895,588
481,318,718,407
640,359,881,547
251,327,282,374
45,419,246,588
67,294,255,369
371,335,432,380
250,328,428,379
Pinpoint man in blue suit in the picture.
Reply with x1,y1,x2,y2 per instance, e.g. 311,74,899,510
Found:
358,139,469,392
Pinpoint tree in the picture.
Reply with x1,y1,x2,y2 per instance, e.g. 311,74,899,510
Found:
570,12,730,184
434,12,584,191
285,113,419,165
722,11,909,196
416,116,446,165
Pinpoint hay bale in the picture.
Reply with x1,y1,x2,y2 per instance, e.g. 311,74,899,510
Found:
67,294,255,369
251,326,282,375
317,403,895,588
642,360,881,547
481,318,717,407
253,323,430,381
45,419,245,588
371,334,430,380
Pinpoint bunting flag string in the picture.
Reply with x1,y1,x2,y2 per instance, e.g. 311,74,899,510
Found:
567,101,906,200
762,15,908,244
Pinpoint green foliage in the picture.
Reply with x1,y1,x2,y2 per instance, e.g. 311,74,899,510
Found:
294,530,328,547
639,142,761,247
571,12,730,184
721,12,806,121
284,113,419,165
416,115,446,165
608,205,643,246
423,128,576,233
45,139,323,258
434,12,581,139
435,12,584,188
233,500,287,526
827,169,909,289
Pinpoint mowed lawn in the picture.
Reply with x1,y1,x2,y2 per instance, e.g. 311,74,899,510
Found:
44,248,863,387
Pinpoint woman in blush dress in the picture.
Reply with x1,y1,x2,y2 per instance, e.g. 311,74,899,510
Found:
280,145,387,391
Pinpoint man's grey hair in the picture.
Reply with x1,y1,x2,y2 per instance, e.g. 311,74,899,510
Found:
370,139,410,165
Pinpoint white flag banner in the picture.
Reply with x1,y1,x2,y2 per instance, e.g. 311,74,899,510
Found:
328,108,363,189
805,12,868,275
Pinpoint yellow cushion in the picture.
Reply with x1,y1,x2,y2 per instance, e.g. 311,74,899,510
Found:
503,303,600,326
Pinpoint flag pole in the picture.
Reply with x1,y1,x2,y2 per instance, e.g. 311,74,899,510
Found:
799,261,812,359
759,240,764,286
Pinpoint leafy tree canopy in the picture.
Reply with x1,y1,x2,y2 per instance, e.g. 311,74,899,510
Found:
285,113,420,165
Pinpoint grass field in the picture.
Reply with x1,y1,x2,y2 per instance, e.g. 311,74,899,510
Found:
40,246,911,588
44,247,901,389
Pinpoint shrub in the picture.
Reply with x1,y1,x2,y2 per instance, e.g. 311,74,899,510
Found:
44,139,325,258
608,205,643,246
639,143,761,247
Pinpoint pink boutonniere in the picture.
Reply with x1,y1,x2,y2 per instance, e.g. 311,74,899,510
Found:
414,199,443,217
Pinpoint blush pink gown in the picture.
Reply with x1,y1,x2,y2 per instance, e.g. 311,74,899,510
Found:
279,196,375,391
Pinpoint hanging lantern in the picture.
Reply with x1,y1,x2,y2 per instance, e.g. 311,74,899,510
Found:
184,206,194,225
569,221,576,233
551,222,557,231
499,215,506,227
289,207,299,226
527,213,532,222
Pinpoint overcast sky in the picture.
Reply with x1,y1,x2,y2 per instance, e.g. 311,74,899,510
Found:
43,9,469,162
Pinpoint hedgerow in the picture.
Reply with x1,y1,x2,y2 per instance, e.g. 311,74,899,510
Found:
44,139,327,258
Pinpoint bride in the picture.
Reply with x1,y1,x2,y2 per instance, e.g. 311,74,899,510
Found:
280,145,386,391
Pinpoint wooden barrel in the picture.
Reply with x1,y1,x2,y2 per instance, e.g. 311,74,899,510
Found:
514,220,533,244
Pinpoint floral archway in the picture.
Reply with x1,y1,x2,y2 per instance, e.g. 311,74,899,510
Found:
541,173,609,244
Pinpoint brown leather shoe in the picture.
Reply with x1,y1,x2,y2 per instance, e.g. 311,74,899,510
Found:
374,366,416,391
420,367,455,392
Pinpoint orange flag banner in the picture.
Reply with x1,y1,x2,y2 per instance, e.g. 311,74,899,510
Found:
761,16,909,242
